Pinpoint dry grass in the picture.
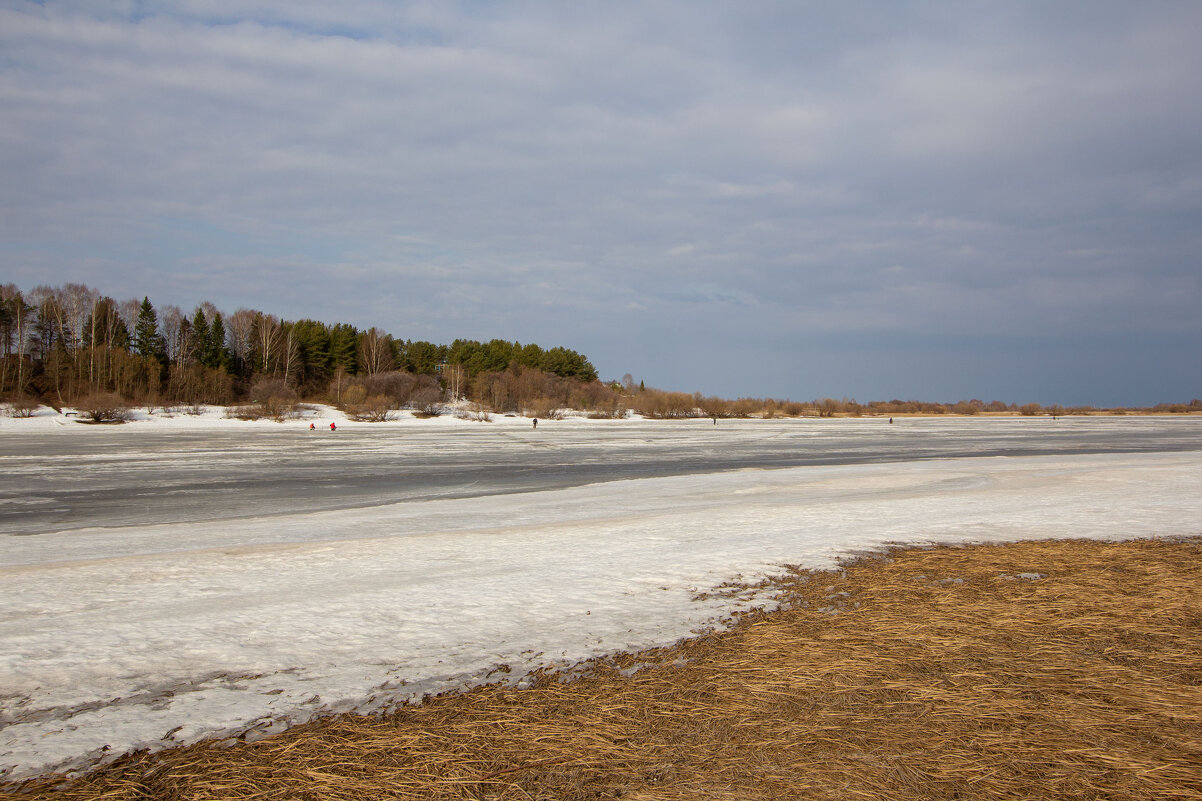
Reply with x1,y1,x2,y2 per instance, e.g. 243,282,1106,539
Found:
5,537,1201,800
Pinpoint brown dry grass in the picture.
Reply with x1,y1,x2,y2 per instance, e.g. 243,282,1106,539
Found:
4,537,1201,800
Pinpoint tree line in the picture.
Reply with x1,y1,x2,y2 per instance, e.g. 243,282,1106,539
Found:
4,283,1198,420
0,282,601,414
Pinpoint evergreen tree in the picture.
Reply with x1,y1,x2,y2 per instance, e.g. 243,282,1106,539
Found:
206,312,227,370
132,297,164,359
190,309,210,365
83,298,130,349
401,340,444,375
329,323,359,375
291,319,332,390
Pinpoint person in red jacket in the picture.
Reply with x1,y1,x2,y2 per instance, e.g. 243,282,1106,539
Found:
329,422,336,431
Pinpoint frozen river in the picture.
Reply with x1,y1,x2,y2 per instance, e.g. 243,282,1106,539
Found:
3,414,1200,537
2,412,1202,780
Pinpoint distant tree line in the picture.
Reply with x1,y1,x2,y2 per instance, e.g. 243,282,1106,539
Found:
3,283,1198,420
0,282,602,415
625,392,1202,420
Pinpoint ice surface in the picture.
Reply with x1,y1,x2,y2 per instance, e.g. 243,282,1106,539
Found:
2,409,1201,780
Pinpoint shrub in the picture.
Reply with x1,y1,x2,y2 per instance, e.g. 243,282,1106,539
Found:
7,395,39,418
408,385,444,417
75,393,131,424
780,401,806,417
250,377,300,421
586,405,628,419
347,394,395,422
527,397,565,420
631,389,700,419
454,403,493,422
226,405,266,421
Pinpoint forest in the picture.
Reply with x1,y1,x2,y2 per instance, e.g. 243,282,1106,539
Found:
0,282,610,419
3,283,1199,422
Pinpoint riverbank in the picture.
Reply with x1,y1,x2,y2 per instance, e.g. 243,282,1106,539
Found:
3,401,1201,435
6,536,1199,800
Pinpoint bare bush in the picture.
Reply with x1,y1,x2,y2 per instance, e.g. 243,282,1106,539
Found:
7,395,39,418
780,401,806,417
75,393,131,423
816,398,839,418
586,405,628,419
347,394,394,422
730,397,762,418
250,377,300,421
342,384,367,406
527,397,565,420
408,384,444,417
695,394,731,419
631,389,700,419
226,405,266,421
454,403,492,423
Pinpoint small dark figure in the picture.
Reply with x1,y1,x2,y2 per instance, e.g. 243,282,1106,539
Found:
330,422,336,431
309,423,315,430
889,417,893,424
532,418,538,429
713,416,717,425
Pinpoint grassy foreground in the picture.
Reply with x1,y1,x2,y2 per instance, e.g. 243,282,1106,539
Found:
4,537,1200,801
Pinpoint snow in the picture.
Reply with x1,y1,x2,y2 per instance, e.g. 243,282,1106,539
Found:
2,407,1201,780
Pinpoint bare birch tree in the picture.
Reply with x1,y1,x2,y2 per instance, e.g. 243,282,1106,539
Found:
358,327,394,375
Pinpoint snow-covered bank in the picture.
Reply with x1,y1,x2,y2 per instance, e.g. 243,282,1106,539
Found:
3,435,1202,780
0,402,544,432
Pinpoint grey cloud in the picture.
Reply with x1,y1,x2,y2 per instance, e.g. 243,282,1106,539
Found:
2,1,1199,405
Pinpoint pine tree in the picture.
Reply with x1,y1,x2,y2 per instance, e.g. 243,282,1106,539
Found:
206,313,227,370
329,323,359,375
190,309,210,365
133,297,164,359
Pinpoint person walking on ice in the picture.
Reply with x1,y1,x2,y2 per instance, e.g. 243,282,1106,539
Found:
329,422,336,431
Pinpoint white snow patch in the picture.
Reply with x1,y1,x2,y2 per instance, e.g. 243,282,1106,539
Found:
1,416,1200,780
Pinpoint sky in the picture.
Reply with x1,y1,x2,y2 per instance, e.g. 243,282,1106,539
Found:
2,1,1200,406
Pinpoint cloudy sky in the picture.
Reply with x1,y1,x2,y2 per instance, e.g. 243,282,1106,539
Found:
2,1,1199,406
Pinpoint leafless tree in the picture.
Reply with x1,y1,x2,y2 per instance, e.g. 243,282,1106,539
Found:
226,308,257,367
254,313,283,375
358,327,394,376
196,300,220,323
60,283,99,354
281,325,300,387
118,298,142,339
0,284,32,393
159,305,188,365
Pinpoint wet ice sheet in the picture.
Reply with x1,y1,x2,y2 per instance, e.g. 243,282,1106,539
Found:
5,409,1202,537
3,449,1202,780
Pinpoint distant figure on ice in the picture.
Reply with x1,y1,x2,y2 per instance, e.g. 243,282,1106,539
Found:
329,422,336,431
309,423,315,430
889,417,893,424
532,418,538,429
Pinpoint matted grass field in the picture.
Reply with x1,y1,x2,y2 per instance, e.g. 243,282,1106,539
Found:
4,537,1200,800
